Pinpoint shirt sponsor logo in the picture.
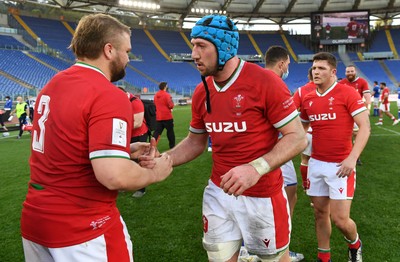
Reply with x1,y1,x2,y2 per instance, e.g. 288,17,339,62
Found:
205,121,247,133
309,113,337,121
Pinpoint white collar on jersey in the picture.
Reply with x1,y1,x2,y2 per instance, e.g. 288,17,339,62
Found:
316,81,337,97
74,62,107,79
212,59,245,92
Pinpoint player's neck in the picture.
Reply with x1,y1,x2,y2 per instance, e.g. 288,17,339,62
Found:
317,80,336,94
214,57,240,84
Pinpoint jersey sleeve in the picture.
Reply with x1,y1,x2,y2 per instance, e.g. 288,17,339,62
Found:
264,74,299,129
131,98,144,114
346,86,367,117
167,93,174,109
299,106,310,123
89,90,132,160
189,82,207,134
293,88,301,109
361,78,370,94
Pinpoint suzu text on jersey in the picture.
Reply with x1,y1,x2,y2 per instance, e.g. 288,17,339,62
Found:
309,113,337,121
205,121,247,133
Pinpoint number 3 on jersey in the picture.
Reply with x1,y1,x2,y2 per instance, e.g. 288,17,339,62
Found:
32,95,50,153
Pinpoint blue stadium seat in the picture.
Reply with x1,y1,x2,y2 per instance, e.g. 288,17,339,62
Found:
21,16,75,61
0,35,29,50
369,30,390,52
2,16,400,98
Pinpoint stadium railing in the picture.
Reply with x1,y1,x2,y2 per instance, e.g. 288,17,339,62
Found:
297,54,314,62
363,51,394,60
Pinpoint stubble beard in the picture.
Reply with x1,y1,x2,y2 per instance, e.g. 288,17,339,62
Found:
110,59,126,83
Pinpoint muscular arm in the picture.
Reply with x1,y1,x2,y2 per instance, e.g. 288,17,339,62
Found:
220,117,307,196
263,117,307,170
92,154,172,191
363,92,371,107
165,131,208,166
383,91,389,103
337,110,370,177
133,112,144,129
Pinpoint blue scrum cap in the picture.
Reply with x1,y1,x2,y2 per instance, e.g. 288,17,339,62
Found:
191,14,239,70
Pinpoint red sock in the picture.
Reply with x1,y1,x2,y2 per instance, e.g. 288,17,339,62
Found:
318,249,331,262
300,164,309,190
348,238,361,249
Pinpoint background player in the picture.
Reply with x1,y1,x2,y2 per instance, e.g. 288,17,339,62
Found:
127,91,150,198
345,17,359,39
397,83,400,119
300,52,369,262
153,81,175,149
375,82,399,126
371,81,381,116
339,65,371,108
325,23,331,39
292,67,315,192
265,45,304,262
339,65,371,166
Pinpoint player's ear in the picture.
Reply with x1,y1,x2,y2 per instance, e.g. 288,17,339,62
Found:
104,43,113,59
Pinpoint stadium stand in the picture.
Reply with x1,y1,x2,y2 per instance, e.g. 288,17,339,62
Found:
389,28,400,52
368,29,391,52
0,74,29,95
20,15,75,61
251,33,286,55
129,29,200,95
0,49,56,89
0,34,29,50
0,13,399,97
355,60,394,87
28,52,71,71
383,59,400,87
238,33,259,55
284,33,314,55
149,29,192,55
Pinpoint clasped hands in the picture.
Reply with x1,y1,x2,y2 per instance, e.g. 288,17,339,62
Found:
130,137,169,169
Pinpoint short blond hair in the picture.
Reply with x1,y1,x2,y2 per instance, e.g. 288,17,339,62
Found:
69,13,130,59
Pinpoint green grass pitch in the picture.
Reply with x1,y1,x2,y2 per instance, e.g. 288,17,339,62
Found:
1,104,399,261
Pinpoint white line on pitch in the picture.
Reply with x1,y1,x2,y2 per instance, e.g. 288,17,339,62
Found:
377,126,400,136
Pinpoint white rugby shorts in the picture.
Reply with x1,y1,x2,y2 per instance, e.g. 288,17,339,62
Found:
306,158,356,200
379,102,391,113
373,97,379,107
302,132,312,156
202,180,291,256
281,160,297,187
22,216,133,262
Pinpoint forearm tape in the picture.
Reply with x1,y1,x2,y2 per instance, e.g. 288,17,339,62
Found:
249,157,271,176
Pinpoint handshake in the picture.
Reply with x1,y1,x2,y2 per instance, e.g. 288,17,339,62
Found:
130,137,173,183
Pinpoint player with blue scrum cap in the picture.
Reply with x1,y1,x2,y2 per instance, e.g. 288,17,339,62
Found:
159,14,306,262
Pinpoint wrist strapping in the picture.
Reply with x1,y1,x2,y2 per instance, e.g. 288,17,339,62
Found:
249,157,271,176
